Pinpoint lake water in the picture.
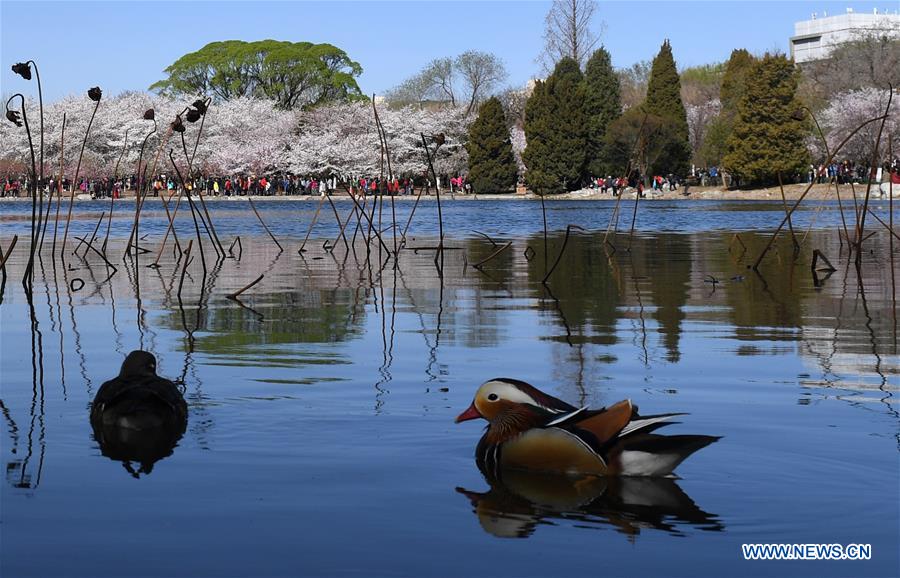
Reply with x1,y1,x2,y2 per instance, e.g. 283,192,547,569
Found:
1,198,898,577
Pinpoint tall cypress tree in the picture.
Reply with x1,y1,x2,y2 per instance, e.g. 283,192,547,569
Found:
701,49,756,168
723,53,809,184
466,97,518,193
720,48,754,116
642,40,691,175
523,57,587,194
583,47,621,178
523,78,553,193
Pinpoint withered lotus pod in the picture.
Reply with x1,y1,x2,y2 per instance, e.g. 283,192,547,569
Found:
6,109,23,127
192,99,208,115
791,109,806,121
88,87,102,102
12,62,32,81
171,115,185,133
185,108,201,123
433,133,446,146
143,108,155,121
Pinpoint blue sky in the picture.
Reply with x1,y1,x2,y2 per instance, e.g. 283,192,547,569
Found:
1,1,893,102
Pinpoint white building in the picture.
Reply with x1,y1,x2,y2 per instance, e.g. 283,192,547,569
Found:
790,8,900,63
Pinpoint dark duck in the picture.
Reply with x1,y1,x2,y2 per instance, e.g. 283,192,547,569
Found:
90,350,188,477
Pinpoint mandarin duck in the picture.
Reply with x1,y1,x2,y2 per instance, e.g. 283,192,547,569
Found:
91,351,187,477
455,378,718,477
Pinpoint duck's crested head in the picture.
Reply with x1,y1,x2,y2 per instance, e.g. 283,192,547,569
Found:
119,350,158,378
455,378,555,423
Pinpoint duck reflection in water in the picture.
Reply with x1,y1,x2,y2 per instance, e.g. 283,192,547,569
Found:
90,351,188,478
457,467,724,539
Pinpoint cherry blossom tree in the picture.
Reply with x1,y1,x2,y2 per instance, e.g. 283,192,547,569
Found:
282,102,471,179
817,87,899,164
686,98,721,166
2,92,473,182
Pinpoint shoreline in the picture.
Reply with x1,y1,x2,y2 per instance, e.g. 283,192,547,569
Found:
0,183,895,203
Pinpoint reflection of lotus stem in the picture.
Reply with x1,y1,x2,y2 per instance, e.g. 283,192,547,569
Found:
61,97,101,262
102,128,129,255
51,114,66,257
752,112,890,271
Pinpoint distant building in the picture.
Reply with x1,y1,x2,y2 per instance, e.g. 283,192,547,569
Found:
524,78,543,96
790,8,900,63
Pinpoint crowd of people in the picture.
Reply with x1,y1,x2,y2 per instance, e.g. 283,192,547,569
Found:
588,174,679,197
809,160,883,185
1,172,473,199
5,160,896,199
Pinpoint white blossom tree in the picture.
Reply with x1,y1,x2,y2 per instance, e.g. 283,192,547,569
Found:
686,98,721,166
817,87,899,164
2,92,473,183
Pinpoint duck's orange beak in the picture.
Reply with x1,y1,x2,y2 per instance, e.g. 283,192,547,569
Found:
455,402,482,423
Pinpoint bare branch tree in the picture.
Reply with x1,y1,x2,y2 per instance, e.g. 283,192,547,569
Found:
498,86,528,129
386,58,456,107
385,74,431,106
539,0,603,72
456,51,508,115
617,60,651,110
422,57,456,105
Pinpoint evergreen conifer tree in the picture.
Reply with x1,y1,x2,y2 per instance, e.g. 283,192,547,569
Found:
642,40,691,175
723,53,809,184
523,57,588,194
466,97,518,193
701,49,755,170
720,48,754,116
583,47,621,178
